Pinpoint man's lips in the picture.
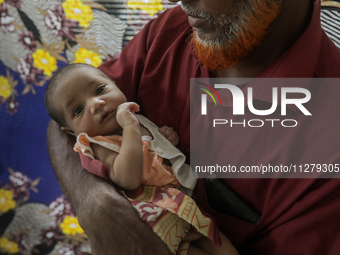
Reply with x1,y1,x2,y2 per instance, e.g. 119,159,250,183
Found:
188,15,208,29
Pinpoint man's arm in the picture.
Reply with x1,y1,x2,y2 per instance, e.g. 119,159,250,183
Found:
47,120,170,255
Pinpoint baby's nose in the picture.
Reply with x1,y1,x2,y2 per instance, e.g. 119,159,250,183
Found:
89,98,105,114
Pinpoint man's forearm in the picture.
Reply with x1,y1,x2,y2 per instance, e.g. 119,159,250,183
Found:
46,120,170,255
47,120,104,208
46,120,132,224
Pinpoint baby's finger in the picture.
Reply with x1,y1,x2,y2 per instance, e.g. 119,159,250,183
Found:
159,126,170,136
162,127,174,138
166,131,177,141
166,127,174,136
172,135,179,146
167,133,179,146
128,102,140,113
118,102,140,113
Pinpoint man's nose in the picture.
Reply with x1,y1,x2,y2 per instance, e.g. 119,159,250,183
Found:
89,97,105,114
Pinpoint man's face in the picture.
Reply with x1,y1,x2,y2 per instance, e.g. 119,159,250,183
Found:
53,67,127,137
170,0,282,71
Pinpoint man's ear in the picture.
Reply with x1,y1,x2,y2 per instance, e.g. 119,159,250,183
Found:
61,126,76,137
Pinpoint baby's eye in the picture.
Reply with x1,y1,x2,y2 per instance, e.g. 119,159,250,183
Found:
95,86,105,95
74,106,84,116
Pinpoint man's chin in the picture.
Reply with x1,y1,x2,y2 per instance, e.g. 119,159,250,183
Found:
193,26,221,42
189,0,282,72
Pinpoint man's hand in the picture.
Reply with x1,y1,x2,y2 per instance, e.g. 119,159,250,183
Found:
192,231,239,255
79,184,171,255
158,126,179,146
116,102,140,128
47,120,170,255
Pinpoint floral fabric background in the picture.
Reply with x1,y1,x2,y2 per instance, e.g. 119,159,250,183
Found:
0,0,177,254
0,0,339,254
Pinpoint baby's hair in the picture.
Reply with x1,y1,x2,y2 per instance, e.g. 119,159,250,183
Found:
44,63,110,127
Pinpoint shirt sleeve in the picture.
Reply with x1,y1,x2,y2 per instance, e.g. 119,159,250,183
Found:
78,152,111,182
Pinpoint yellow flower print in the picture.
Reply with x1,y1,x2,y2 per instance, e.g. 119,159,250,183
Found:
127,0,163,16
74,47,102,67
60,215,84,235
0,237,19,254
0,76,11,99
32,49,57,76
0,0,3,5
0,189,16,213
62,0,94,28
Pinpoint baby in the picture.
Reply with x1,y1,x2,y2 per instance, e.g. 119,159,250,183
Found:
44,63,238,255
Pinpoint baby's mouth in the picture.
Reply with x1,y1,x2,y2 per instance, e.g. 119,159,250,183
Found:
101,110,114,123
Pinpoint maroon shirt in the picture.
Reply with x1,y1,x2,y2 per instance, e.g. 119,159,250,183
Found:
99,1,340,254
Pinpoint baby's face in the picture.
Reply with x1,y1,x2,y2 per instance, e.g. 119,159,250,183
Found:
53,66,127,137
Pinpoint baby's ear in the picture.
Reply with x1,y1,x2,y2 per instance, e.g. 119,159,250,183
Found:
61,126,76,137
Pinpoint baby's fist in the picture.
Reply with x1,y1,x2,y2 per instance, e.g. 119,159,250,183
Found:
116,102,140,128
159,126,179,146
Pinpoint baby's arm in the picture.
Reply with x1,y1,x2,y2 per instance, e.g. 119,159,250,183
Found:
93,102,143,190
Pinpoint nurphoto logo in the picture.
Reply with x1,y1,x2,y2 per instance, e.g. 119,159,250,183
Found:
198,83,312,128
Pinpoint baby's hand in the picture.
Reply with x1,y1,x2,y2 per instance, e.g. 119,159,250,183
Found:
116,102,140,128
159,126,179,146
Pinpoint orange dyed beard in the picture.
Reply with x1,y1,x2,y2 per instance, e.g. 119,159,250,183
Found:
190,0,282,72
